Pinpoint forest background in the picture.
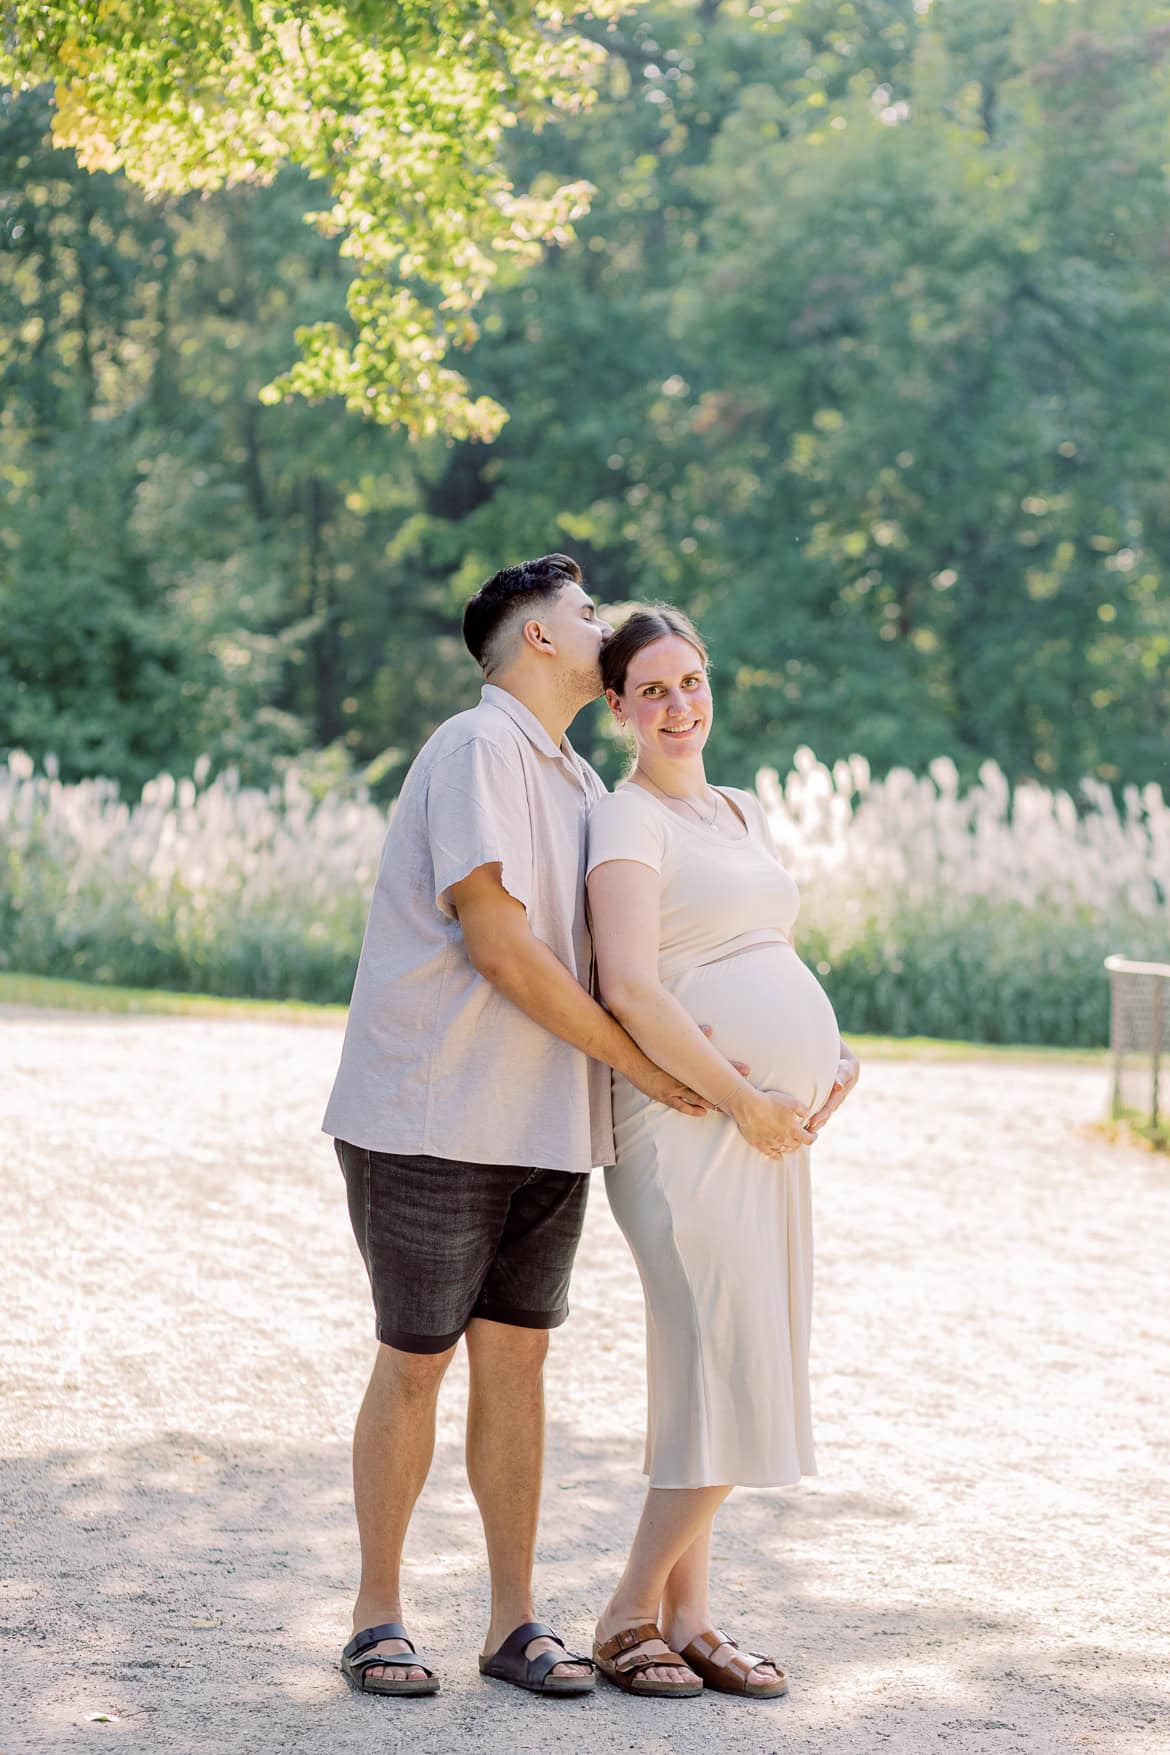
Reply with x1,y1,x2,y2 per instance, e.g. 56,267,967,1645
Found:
0,0,1167,1040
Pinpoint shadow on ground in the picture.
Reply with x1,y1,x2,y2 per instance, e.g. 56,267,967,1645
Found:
4,1426,1164,1755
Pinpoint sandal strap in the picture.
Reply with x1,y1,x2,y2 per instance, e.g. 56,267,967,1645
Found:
684,1629,783,1684
715,1628,778,1670
688,1627,735,1656
523,1646,593,1685
613,1648,688,1676
595,1621,664,1663
732,1651,779,1679
350,1647,435,1678
343,1622,413,1661
492,1620,560,1663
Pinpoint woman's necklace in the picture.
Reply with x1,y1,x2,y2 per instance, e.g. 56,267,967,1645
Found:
637,769,720,828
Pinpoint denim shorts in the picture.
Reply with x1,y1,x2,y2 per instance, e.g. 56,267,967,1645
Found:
334,1142,591,1353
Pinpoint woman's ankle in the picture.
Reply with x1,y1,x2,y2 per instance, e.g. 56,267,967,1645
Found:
661,1603,712,1648
596,1597,661,1637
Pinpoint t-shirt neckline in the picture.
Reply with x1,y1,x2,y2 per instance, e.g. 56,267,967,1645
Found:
621,780,752,845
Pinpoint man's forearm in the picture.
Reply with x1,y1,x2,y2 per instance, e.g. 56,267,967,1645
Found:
604,984,746,1109
475,926,652,1082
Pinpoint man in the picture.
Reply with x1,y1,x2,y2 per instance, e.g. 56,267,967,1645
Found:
322,553,709,1697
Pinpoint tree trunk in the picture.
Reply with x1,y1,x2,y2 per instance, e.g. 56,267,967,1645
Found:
305,475,342,744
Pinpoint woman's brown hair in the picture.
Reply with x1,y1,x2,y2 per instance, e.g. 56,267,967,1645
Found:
599,605,710,698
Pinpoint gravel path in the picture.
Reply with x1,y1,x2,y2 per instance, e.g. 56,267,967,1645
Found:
3,1011,1169,1755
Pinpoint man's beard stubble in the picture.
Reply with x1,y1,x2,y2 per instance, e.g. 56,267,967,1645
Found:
556,660,605,722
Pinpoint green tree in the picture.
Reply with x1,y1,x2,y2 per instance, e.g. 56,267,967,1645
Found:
4,0,1169,799
380,0,1170,791
1,0,625,439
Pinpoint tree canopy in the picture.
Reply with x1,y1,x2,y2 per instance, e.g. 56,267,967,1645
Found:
2,0,1168,796
0,0,624,438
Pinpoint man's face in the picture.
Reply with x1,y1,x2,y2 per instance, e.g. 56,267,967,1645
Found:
540,583,614,699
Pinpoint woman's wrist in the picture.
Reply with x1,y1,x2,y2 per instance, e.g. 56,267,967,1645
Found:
716,1076,755,1120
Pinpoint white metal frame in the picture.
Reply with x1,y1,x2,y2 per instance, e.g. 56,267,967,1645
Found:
1105,954,1170,1129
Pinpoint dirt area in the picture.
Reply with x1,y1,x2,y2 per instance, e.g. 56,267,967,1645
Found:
3,1011,1168,1755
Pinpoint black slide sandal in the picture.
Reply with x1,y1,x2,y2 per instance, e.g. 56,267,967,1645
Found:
340,1622,440,1696
479,1620,595,1695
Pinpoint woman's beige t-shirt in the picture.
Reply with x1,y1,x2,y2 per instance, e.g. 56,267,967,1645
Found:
586,783,799,985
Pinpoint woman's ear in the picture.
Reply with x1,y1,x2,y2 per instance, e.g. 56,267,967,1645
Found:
604,686,626,725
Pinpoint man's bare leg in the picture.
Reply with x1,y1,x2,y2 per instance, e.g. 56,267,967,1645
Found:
464,1319,590,1679
350,1340,456,1682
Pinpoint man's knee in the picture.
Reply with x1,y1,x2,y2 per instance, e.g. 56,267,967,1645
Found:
377,1340,455,1397
467,1319,550,1375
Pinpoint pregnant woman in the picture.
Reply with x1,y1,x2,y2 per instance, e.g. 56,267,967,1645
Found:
587,606,859,1701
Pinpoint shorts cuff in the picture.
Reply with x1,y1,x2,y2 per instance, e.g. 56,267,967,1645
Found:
375,1322,466,1354
467,1302,569,1332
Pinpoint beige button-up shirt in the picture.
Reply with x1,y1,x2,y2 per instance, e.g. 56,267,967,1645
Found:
322,684,614,1171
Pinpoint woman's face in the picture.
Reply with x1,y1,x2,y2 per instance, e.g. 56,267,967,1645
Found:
607,634,713,764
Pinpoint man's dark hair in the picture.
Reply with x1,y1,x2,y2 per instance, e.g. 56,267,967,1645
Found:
462,553,583,673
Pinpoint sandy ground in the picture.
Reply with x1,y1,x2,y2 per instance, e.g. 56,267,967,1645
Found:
3,1011,1169,1755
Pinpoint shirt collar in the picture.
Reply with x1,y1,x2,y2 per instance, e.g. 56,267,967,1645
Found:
481,683,575,766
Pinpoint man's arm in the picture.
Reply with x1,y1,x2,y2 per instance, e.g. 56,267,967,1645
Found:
449,862,709,1117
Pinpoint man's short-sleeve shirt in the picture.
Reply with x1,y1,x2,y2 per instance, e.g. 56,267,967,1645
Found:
322,684,615,1171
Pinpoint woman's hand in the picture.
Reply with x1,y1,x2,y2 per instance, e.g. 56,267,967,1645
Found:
721,1085,814,1158
806,1045,860,1135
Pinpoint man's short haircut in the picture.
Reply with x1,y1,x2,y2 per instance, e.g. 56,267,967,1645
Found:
462,553,583,673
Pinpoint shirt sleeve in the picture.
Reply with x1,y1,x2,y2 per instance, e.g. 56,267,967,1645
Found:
586,788,667,878
426,737,534,918
738,787,782,859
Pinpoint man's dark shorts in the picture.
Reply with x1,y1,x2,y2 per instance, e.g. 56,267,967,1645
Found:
334,1143,591,1354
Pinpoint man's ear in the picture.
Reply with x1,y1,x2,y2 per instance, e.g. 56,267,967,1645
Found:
522,617,555,654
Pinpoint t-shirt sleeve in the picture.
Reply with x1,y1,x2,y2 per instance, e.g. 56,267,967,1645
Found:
586,789,667,878
426,737,534,918
738,788,781,859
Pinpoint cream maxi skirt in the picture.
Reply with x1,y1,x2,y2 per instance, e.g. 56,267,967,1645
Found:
606,943,841,1489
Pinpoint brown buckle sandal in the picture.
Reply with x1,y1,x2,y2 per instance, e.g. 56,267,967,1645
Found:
679,1628,789,1698
593,1622,703,1697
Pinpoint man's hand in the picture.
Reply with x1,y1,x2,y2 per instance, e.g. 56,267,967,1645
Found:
626,1026,752,1119
807,1045,860,1134
628,1059,711,1116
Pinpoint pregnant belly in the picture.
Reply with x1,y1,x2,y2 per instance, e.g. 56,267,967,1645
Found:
672,943,841,1116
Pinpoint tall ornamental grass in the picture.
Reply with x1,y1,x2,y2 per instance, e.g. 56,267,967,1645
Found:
758,751,1168,1046
2,748,1166,1041
0,753,384,1003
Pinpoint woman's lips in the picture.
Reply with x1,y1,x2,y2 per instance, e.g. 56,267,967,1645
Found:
660,720,701,737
